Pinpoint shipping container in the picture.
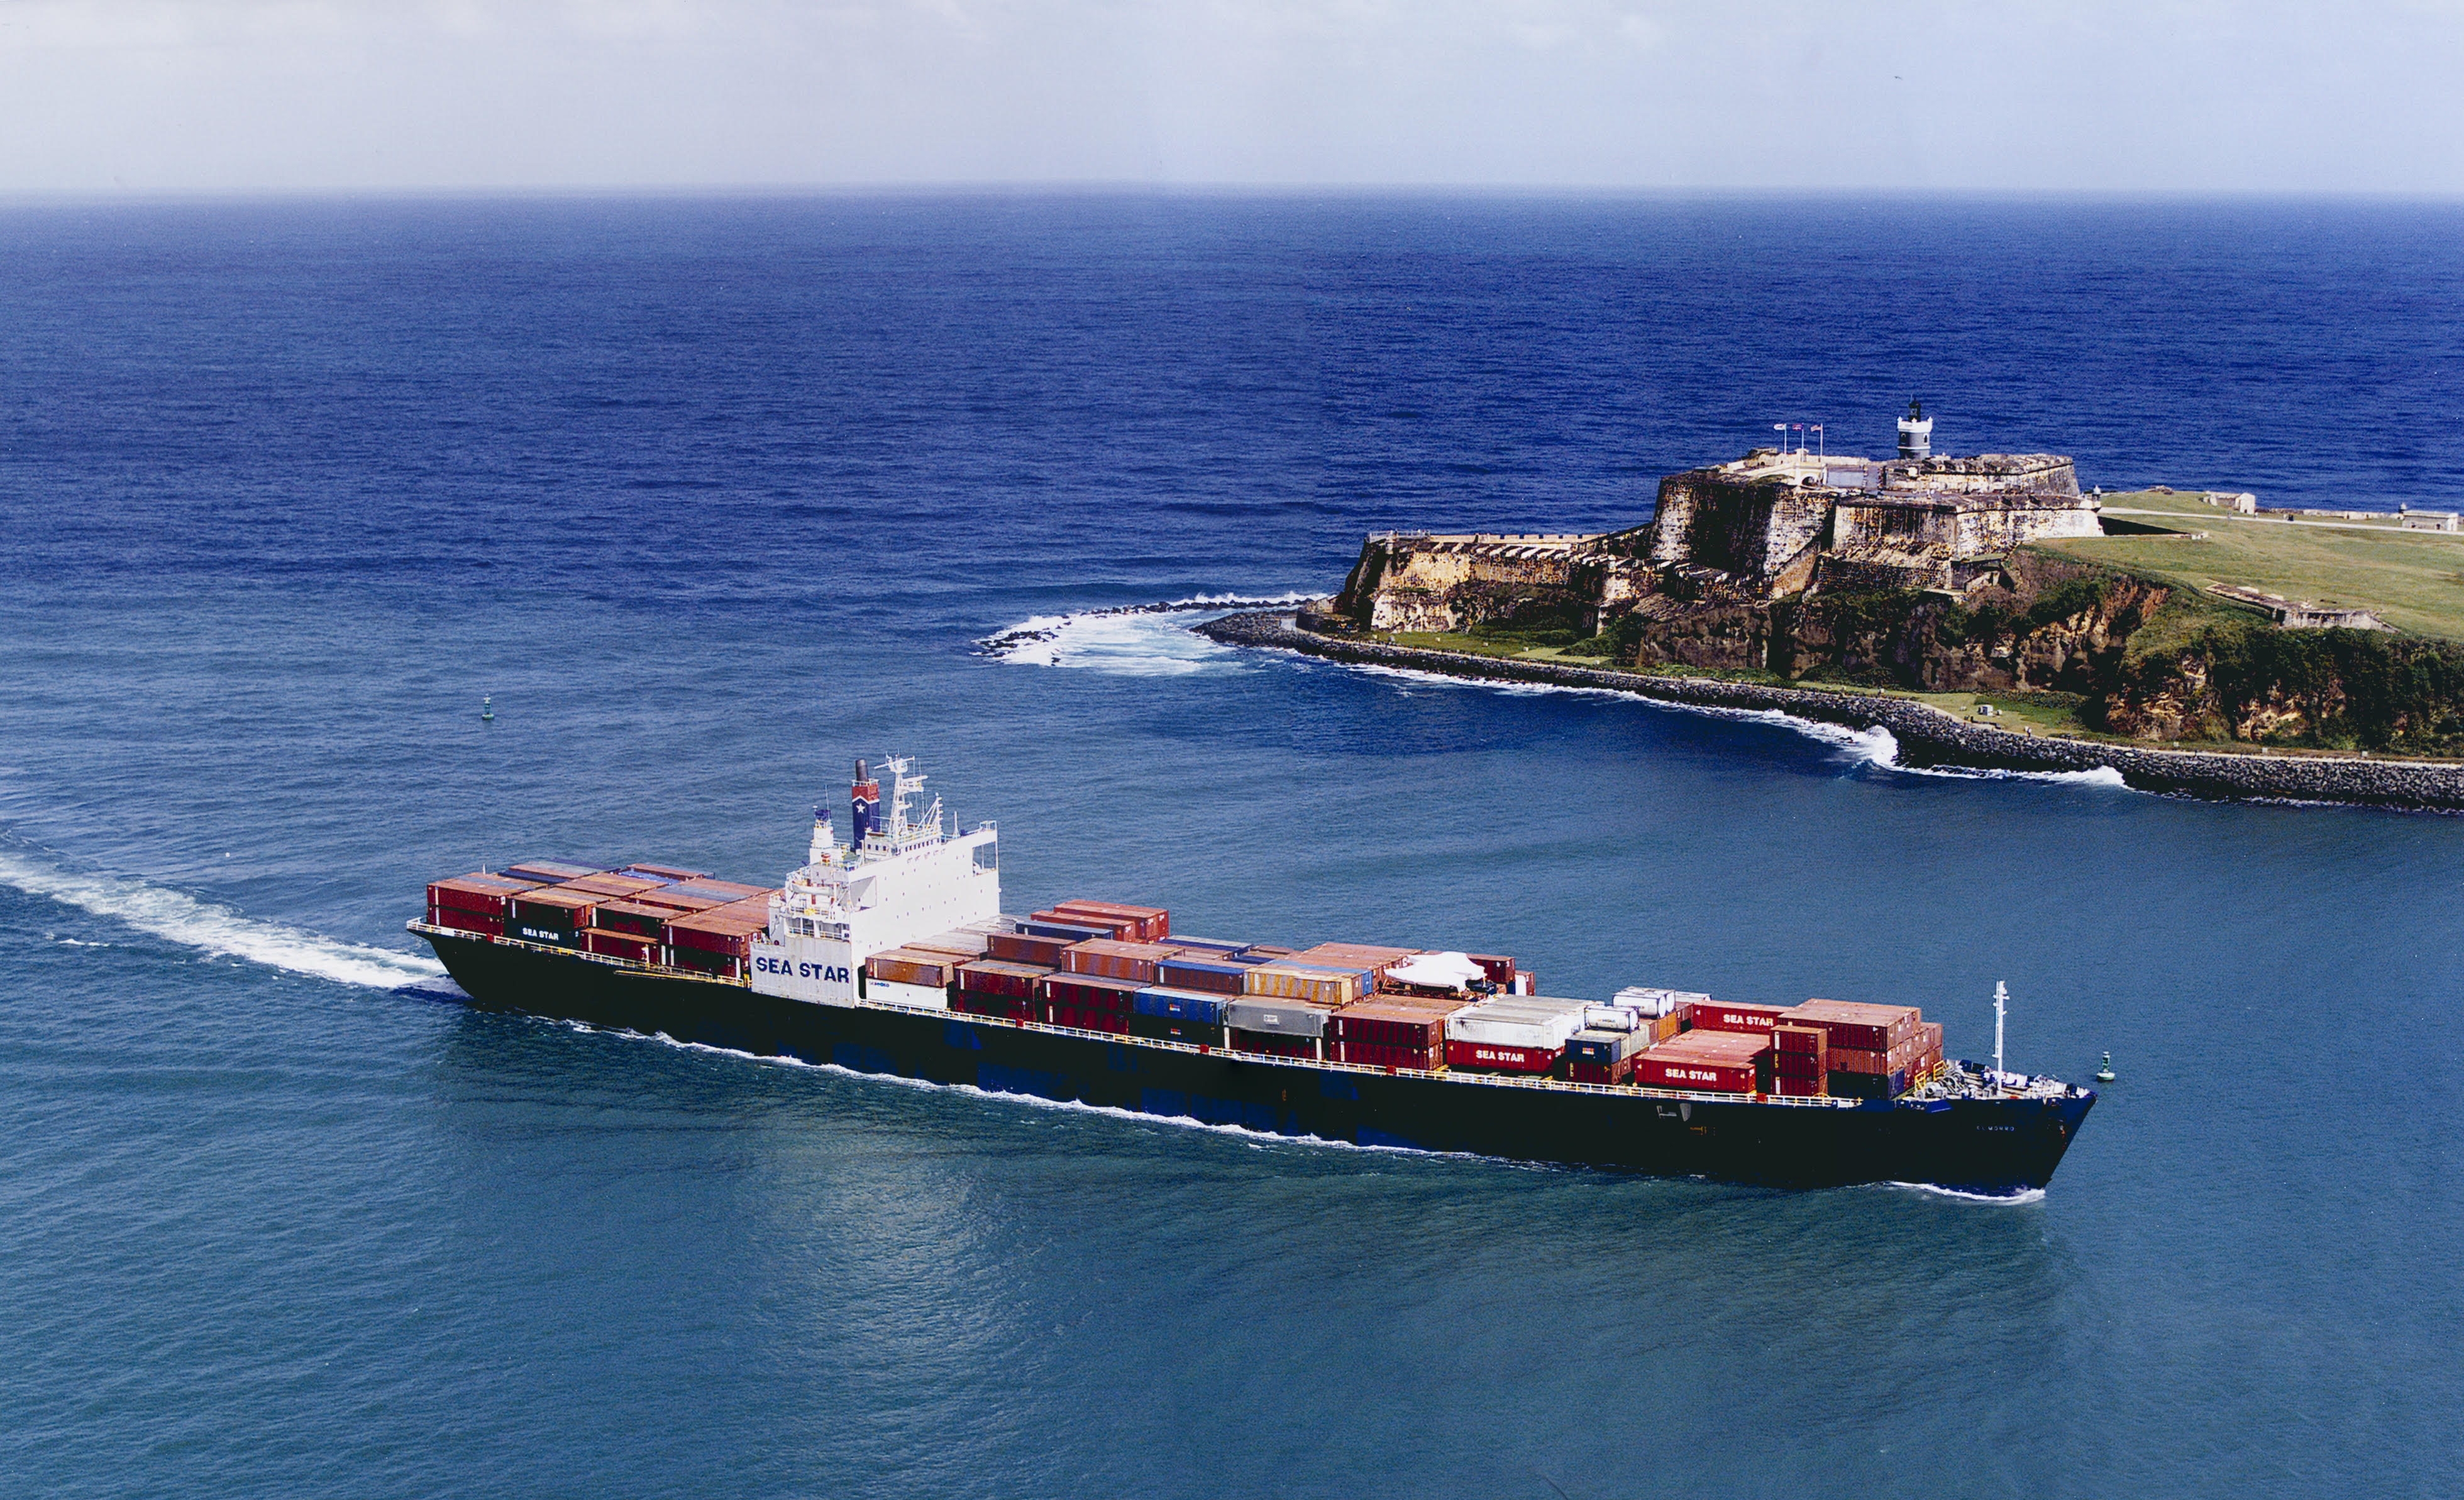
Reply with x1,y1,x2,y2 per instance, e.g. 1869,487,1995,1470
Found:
1242,962,1368,1008
556,873,667,900
592,900,675,939
1566,1054,1638,1086
1229,1028,1319,1060
1052,899,1169,942
1583,1005,1641,1034
1650,1012,1684,1044
1775,1074,1828,1097
619,863,708,883
1826,1068,1909,1100
1157,935,1248,957
1687,1000,1791,1034
504,860,602,884
911,930,992,959
428,907,503,937
1445,995,1590,1051
1244,944,1296,959
507,888,599,945
1126,1012,1227,1048
426,873,543,917
865,976,952,1010
1039,973,1145,1013
583,929,660,963
1061,938,1186,985
1784,998,1923,1054
1032,908,1132,939
1773,1023,1826,1056
1291,942,1418,983
667,945,744,979
988,931,1070,967
1132,986,1230,1025
1612,986,1709,1018
958,959,1050,999
1635,1052,1759,1093
1444,1039,1561,1074
1466,954,1517,987
1046,1005,1131,1035
1222,996,1334,1038
1024,919,1113,944
866,949,964,988
1333,1039,1441,1071
1155,957,1249,995
953,993,1034,1022
1328,1000,1457,1051
1566,1027,1653,1064
1772,1049,1826,1080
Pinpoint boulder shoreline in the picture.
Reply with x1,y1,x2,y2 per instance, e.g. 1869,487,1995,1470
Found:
1195,610,2464,811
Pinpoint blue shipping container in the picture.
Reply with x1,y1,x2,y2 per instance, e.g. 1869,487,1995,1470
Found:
1134,986,1230,1025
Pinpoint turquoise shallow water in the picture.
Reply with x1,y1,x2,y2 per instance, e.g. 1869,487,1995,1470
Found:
1,195,2459,1497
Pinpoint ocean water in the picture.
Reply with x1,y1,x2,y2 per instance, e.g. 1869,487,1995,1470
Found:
2,194,2460,1498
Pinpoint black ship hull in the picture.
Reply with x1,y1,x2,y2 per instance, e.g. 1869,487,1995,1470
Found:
418,930,2094,1194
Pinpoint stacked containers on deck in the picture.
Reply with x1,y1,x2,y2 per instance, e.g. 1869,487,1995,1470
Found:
1444,995,1589,1073
1685,1000,1792,1035
1784,999,1926,1099
865,946,968,1007
425,872,544,937
558,873,673,961
1154,954,1255,996
954,959,1048,1021
506,886,604,947
1327,996,1464,1071
1564,1014,1655,1084
988,930,1073,968
1771,1023,1828,1096
1293,943,1417,990
1061,939,1186,986
1635,1029,1769,1093
1616,986,1708,1042
661,892,776,981
618,864,708,883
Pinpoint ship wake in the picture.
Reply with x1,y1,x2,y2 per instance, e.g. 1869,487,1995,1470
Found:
0,848,446,991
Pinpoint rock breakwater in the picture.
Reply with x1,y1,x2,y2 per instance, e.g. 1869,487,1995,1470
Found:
1196,611,2464,810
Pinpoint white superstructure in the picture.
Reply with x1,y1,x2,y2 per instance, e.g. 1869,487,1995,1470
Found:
749,756,1000,1004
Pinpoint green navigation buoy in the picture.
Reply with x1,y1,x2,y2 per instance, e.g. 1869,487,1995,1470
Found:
480,695,495,722
2095,1051,2115,1083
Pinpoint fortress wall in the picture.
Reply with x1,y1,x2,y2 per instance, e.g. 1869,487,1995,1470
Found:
1833,500,1953,553
1884,455,2080,497
1952,500,2103,554
1646,472,1827,577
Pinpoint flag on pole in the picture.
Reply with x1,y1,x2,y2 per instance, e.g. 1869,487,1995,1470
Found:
1773,423,1787,432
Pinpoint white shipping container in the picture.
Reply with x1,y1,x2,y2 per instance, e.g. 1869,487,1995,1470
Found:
1614,986,1710,1019
1447,995,1589,1049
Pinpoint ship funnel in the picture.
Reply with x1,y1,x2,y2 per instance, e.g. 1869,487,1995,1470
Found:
851,761,880,847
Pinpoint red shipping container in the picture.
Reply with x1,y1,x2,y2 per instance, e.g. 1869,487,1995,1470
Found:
583,929,658,962
1048,1005,1130,1034
867,949,962,988
1635,1053,1757,1092
1332,1040,1439,1071
1784,998,1922,1054
1772,1049,1825,1080
1688,1001,1791,1034
1230,1029,1318,1059
1466,954,1517,986
558,873,666,900
428,874,539,917
1773,1023,1826,1056
1445,1039,1561,1074
1329,1000,1456,1049
594,900,675,939
953,993,1033,1022
958,959,1049,998
1774,1074,1827,1097
1041,973,1144,1012
428,906,502,937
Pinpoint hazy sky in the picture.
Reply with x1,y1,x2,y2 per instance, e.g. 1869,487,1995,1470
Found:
3,0,2460,194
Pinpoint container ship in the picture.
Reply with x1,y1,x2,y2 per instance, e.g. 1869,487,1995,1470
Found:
409,757,2094,1193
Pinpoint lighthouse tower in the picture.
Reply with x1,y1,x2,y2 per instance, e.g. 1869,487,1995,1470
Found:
1897,399,1933,460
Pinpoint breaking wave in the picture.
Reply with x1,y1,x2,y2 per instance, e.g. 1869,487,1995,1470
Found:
1347,664,2134,789
0,849,445,990
978,593,1317,676
1884,1182,2050,1205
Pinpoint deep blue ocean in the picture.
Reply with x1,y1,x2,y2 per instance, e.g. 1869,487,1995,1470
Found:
3,194,2460,1498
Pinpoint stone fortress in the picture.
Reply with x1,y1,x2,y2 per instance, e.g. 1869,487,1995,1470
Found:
1336,404,2107,633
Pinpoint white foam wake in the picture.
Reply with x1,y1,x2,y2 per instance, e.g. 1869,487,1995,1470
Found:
1347,665,2133,789
0,850,445,990
979,592,1317,676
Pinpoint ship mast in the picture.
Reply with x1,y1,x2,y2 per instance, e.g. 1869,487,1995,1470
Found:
1993,980,2008,1080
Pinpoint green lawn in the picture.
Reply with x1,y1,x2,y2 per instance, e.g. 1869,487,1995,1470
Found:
2042,490,2464,641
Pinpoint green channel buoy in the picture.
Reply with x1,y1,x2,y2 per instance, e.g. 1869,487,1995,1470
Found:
480,696,495,722
2095,1051,2116,1083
